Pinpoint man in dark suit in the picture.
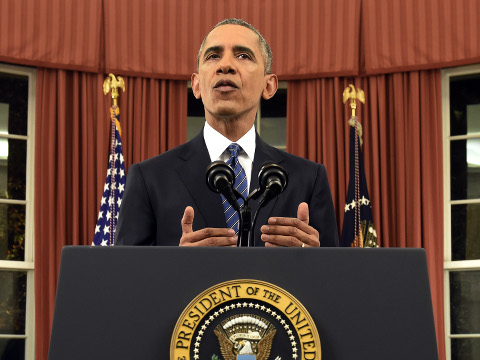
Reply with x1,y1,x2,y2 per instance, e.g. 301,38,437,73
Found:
115,18,338,248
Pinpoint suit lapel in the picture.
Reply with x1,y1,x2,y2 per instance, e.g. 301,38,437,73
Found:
176,132,227,229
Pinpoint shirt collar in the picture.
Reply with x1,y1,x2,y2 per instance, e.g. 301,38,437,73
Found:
203,121,256,161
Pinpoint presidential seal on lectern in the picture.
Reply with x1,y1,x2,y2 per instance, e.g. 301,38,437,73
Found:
171,279,321,360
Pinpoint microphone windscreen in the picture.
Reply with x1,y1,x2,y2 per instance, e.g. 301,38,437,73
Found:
206,161,234,193
258,163,288,193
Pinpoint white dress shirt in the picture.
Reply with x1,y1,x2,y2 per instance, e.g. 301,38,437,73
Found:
203,121,256,191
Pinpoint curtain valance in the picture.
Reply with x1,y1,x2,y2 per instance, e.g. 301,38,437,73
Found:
1,0,478,79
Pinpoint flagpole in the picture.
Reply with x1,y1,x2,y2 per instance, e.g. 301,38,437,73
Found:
92,74,126,246
341,85,379,248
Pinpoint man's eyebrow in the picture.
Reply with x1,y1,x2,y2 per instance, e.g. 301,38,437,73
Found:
203,45,224,57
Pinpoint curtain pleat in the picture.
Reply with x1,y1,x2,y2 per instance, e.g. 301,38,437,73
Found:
34,69,186,360
0,0,102,72
103,0,361,79
363,0,480,74
287,71,445,360
287,77,353,226
2,0,479,77
0,0,361,78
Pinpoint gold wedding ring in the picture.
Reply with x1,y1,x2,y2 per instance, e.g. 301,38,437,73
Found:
302,243,306,248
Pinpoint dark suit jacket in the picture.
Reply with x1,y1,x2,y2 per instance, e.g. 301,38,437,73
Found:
115,131,339,247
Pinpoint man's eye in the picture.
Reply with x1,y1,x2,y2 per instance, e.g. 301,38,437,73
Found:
238,53,252,60
206,53,220,60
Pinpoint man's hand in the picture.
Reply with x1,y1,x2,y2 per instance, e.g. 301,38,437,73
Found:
260,202,320,247
179,206,237,246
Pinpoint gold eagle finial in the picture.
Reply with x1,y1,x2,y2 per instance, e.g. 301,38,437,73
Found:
103,74,125,107
343,84,365,118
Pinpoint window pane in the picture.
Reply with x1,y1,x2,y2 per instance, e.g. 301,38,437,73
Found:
187,88,204,117
0,72,28,136
187,89,205,141
0,271,26,335
260,88,287,147
261,88,287,118
451,338,480,360
450,271,480,334
451,139,480,200
450,74,480,137
0,204,25,261
0,139,27,200
260,117,286,147
187,117,205,141
451,204,480,261
0,338,24,360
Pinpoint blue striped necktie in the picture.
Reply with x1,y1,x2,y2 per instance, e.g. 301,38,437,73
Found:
222,143,248,234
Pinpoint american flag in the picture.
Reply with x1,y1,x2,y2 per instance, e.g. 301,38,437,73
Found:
92,106,126,246
340,116,378,247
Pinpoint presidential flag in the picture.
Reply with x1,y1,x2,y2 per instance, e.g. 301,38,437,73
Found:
92,106,126,246
340,117,378,247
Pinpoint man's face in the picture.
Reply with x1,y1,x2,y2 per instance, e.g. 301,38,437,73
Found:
192,24,276,122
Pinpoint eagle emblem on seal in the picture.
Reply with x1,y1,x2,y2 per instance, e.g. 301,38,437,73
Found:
213,314,276,360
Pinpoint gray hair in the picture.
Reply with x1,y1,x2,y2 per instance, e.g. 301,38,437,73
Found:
196,18,273,74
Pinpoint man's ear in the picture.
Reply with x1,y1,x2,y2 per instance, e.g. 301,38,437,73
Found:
262,74,278,100
191,73,201,99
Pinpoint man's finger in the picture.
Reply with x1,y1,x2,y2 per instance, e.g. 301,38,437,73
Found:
184,227,235,243
297,202,309,225
187,235,237,247
262,224,308,238
264,242,282,247
261,233,303,247
181,206,194,235
266,217,317,236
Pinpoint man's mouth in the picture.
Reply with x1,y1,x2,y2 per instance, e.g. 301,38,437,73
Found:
213,79,239,92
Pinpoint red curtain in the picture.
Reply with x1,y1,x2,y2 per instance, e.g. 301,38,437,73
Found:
34,69,186,360
362,0,480,74
103,0,361,79
4,0,479,79
0,0,103,72
287,70,445,359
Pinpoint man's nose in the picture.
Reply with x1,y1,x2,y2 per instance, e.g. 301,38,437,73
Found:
216,54,236,74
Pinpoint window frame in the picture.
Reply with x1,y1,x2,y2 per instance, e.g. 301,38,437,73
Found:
0,63,36,360
255,81,287,150
442,64,480,359
186,80,288,150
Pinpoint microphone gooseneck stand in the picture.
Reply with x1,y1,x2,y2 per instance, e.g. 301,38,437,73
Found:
206,161,288,248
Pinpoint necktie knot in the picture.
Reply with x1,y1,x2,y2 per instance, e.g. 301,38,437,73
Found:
227,143,242,158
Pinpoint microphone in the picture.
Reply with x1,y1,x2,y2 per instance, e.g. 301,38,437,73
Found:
257,163,288,208
206,161,241,212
